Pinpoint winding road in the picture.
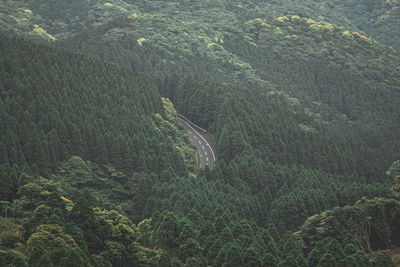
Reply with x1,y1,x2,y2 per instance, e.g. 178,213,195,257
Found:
178,115,215,169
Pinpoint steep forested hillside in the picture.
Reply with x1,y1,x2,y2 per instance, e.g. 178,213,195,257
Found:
0,33,193,175
63,13,400,180
60,11,400,229
1,0,399,50
327,0,400,50
1,0,400,266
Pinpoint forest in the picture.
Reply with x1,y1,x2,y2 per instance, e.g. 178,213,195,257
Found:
1,0,400,266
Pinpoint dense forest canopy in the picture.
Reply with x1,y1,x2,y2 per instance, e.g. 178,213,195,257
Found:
0,0,400,266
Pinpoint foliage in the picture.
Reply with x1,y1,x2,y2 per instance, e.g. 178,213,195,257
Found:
1,0,400,266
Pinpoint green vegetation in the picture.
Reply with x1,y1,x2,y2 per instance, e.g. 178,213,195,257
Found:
1,0,400,266
327,0,400,51
3,175,398,266
1,183,163,266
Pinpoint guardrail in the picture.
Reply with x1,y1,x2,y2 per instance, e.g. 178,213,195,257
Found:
177,114,207,133
177,114,216,163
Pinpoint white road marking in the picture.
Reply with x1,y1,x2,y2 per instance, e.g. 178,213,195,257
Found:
207,157,209,162
179,117,216,164
205,152,208,156
194,136,197,139
198,140,201,144
202,146,205,149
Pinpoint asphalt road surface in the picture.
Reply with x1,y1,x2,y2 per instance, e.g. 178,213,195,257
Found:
177,116,215,169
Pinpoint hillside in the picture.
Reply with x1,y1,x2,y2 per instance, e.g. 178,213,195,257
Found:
1,0,399,50
62,13,400,179
1,0,400,266
326,0,400,50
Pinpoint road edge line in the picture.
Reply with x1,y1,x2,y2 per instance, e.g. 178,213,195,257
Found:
178,117,216,164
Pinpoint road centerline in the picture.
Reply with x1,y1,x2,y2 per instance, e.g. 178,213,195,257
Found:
178,116,216,169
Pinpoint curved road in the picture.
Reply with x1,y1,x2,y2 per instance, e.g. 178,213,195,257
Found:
178,116,215,169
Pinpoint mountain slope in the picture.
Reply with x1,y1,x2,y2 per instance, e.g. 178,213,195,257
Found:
1,0,399,50
326,0,400,50
1,1,400,266
0,32,194,198
63,12,400,180
2,1,400,231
